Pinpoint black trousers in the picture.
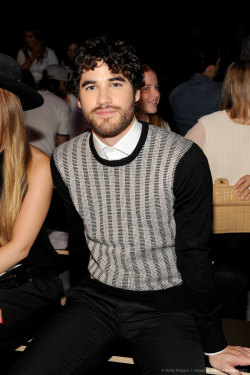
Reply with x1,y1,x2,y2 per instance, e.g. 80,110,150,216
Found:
8,284,205,375
0,275,62,351
211,233,250,319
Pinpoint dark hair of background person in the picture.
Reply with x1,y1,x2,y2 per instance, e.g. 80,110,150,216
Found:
186,46,221,76
71,34,145,98
59,38,81,67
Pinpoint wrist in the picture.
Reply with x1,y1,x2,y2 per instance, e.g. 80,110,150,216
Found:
206,347,227,356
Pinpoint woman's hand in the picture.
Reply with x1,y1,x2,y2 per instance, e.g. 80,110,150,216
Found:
234,175,250,200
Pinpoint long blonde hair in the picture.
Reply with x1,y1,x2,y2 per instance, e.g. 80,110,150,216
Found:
0,88,31,245
221,61,250,122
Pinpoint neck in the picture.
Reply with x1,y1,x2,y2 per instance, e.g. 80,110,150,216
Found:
136,110,148,123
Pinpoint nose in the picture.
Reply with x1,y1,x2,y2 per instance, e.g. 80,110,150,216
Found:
97,87,112,106
152,87,160,99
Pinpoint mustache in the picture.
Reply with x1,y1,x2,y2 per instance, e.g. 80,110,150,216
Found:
91,105,121,113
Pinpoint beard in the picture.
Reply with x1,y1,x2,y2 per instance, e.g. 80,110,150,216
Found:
83,100,136,138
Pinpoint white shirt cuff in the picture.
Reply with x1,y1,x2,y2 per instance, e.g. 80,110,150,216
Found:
205,347,227,356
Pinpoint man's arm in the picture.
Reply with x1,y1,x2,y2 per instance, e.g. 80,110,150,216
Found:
173,142,226,353
50,156,90,286
173,142,250,373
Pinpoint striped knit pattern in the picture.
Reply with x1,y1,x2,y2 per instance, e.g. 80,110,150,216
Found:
54,125,192,291
201,110,250,185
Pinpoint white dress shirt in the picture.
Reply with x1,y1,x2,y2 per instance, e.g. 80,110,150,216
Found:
92,118,142,160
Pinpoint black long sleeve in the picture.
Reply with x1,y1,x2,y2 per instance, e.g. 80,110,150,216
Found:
173,142,227,353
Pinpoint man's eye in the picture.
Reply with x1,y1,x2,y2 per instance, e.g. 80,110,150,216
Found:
86,85,96,90
112,82,121,87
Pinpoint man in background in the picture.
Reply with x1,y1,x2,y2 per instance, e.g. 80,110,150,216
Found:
169,46,222,135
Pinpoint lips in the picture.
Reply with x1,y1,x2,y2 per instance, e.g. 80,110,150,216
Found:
94,106,119,117
148,100,159,105
96,109,116,116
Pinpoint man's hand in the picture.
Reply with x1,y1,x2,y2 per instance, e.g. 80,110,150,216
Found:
209,345,250,375
235,175,250,200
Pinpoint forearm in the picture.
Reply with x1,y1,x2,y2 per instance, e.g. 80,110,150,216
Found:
0,240,30,274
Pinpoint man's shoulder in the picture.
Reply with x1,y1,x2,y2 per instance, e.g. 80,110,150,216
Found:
170,76,222,97
148,125,194,157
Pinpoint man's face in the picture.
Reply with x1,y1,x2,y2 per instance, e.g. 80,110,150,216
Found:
77,61,140,141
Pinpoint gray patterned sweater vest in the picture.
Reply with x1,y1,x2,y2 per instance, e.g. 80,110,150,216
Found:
53,124,192,291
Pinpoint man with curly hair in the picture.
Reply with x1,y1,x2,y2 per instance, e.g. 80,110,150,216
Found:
9,35,250,375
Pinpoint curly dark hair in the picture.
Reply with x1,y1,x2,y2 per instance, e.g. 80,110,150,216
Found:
71,35,144,97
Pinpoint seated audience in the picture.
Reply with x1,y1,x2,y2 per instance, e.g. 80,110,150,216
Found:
186,60,250,319
16,26,59,85
24,65,70,157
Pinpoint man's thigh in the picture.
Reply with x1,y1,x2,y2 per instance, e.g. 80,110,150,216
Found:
7,290,119,375
126,311,205,375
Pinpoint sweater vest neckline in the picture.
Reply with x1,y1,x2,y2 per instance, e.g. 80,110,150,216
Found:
89,121,149,166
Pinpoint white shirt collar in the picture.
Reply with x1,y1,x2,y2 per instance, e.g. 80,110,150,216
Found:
92,118,142,160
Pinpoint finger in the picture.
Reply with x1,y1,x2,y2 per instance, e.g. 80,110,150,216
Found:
223,366,241,375
235,177,247,189
236,181,248,193
236,185,250,198
239,188,250,200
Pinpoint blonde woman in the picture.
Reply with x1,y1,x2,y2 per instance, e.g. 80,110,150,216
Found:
186,60,250,320
0,53,63,351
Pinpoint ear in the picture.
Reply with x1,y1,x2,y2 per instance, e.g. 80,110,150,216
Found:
135,89,140,102
77,98,82,109
203,65,217,79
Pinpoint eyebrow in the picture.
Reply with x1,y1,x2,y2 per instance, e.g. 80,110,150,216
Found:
81,75,126,88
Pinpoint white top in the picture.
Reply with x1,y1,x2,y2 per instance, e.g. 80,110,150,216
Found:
186,110,250,185
24,90,70,156
17,47,59,83
93,118,142,160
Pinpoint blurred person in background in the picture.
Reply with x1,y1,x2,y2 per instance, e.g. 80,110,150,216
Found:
169,46,222,135
136,64,170,130
16,26,59,85
24,65,70,157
